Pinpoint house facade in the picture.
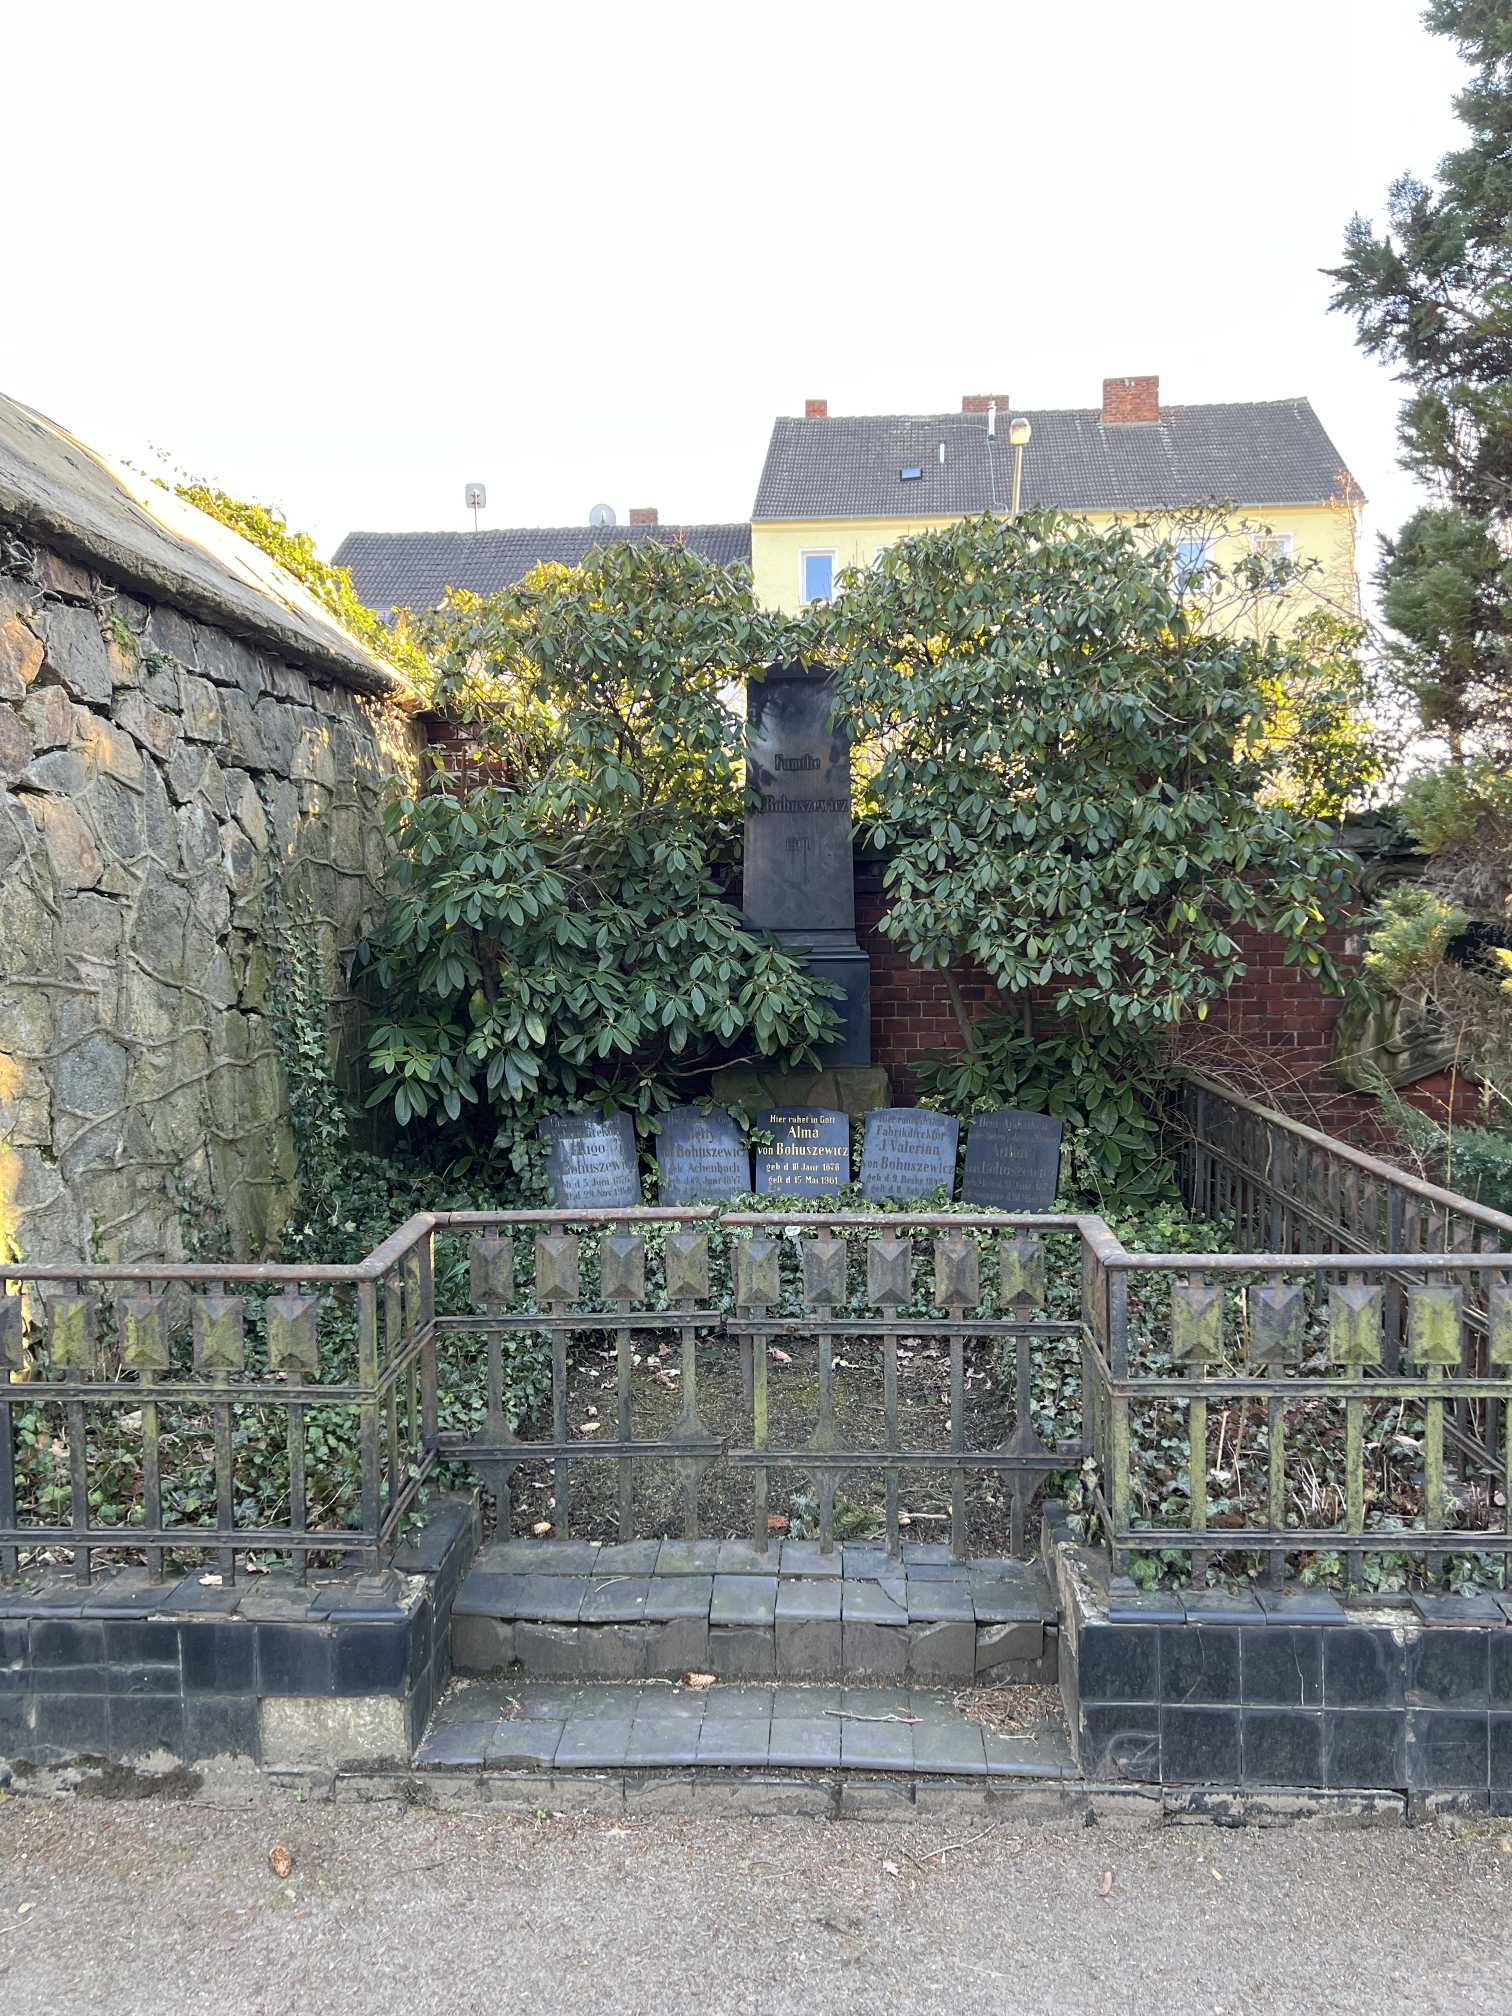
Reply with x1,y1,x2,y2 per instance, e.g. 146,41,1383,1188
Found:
750,378,1362,625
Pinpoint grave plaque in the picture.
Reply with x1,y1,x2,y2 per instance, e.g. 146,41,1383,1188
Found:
753,1107,851,1197
743,662,870,1065
960,1108,1063,1211
538,1112,640,1210
655,1106,750,1205
859,1107,960,1204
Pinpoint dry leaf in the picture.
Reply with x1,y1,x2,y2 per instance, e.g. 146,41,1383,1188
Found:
681,1671,716,1690
767,1514,789,1534
1098,1870,1114,1897
769,1348,792,1366
269,1845,294,1880
577,1421,602,1435
531,1521,552,1537
882,1860,901,1878
199,1573,223,1587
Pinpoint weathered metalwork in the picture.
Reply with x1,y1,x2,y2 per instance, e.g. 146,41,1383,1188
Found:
1072,1075,1512,1588
434,1209,725,1547
4,1074,1512,1588
0,1219,438,1583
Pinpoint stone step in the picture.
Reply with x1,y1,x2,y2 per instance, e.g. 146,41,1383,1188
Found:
449,1538,1058,1686
416,1676,1078,1780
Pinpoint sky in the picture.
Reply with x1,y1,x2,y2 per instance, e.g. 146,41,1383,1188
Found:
2,0,1472,572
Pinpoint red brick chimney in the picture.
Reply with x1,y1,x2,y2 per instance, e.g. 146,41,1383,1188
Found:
629,507,658,526
805,398,828,419
1102,376,1160,424
961,394,1011,413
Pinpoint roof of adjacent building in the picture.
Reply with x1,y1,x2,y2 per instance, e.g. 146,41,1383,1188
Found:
333,523,753,614
751,400,1360,521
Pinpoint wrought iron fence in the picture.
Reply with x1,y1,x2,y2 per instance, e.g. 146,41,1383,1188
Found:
432,1208,1087,1560
1082,1247,1512,1589
3,1079,1511,1588
1072,1073,1512,1588
0,1215,435,1583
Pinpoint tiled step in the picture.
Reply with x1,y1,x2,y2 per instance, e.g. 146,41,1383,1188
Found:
417,1676,1078,1779
449,1538,1058,1686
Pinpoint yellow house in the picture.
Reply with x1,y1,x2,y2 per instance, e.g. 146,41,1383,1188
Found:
750,378,1362,632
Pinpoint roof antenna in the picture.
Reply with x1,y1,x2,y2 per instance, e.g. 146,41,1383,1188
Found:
464,482,486,534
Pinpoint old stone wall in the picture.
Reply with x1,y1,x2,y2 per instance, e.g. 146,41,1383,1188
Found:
0,539,424,1264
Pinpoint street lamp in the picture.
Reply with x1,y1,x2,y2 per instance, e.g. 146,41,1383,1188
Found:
1008,416,1032,518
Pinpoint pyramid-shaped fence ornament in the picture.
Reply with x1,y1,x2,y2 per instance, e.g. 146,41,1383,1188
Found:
469,1231,515,1309
1329,1283,1384,1365
1489,1282,1512,1366
266,1294,320,1377
999,1236,1046,1310
803,1230,848,1308
733,1234,779,1309
601,1231,646,1305
933,1232,980,1308
0,1294,22,1373
49,1295,98,1376
867,1232,911,1309
193,1294,245,1377
121,1294,169,1375
1248,1281,1305,1366
1407,1284,1463,1365
1170,1281,1224,1363
534,1232,580,1306
664,1229,710,1304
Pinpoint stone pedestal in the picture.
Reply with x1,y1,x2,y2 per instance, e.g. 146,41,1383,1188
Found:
743,662,870,1067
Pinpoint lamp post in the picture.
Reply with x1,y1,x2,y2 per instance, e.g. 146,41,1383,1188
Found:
1008,416,1032,518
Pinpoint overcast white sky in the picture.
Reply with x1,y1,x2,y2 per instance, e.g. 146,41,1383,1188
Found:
3,1,1470,571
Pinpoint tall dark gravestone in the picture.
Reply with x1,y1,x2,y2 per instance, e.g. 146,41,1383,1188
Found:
743,663,870,1065
655,1106,750,1204
859,1108,960,1204
753,1108,851,1196
960,1109,1064,1211
538,1112,641,1210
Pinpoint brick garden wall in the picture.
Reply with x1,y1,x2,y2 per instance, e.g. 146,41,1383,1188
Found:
857,857,1477,1142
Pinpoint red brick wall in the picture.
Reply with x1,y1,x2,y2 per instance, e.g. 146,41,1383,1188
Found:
856,856,1479,1140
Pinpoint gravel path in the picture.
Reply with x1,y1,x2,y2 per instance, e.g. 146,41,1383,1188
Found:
1,1797,1507,2015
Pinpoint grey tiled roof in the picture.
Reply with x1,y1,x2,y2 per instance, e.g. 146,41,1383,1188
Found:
752,400,1360,521
333,524,753,613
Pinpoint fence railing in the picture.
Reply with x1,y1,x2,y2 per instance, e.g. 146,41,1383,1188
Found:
432,1208,1088,1561
1082,1247,1512,1589
3,1080,1511,1589
0,1215,435,1583
1072,1073,1512,1587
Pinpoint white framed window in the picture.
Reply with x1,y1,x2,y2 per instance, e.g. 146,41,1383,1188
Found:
1251,531,1295,594
800,550,836,604
1173,536,1213,590
1252,532,1294,564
